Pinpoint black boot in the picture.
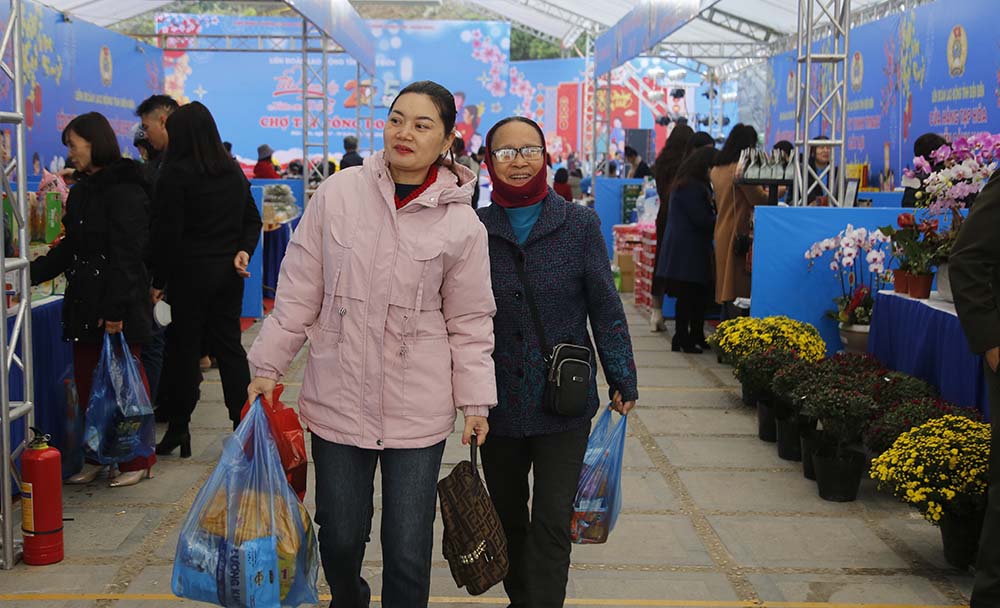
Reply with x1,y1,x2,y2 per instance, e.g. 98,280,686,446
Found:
156,424,192,458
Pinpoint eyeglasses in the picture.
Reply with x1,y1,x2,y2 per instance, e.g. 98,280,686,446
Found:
491,146,544,163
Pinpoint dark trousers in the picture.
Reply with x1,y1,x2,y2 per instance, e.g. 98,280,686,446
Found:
73,341,155,472
480,425,590,608
972,361,1000,606
162,258,249,428
140,324,167,406
672,281,707,347
311,434,445,608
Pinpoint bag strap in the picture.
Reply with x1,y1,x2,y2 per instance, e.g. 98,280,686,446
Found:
509,244,550,361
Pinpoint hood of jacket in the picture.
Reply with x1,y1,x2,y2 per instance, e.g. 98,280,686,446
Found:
364,150,477,209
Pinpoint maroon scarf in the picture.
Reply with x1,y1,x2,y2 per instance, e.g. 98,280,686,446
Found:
484,123,549,209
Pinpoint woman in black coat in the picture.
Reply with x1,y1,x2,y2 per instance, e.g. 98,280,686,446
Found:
31,112,156,487
650,125,693,332
655,146,718,353
477,117,638,607
151,102,262,456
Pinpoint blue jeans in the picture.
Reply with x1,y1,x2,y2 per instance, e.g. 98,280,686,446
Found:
140,324,167,406
311,433,445,608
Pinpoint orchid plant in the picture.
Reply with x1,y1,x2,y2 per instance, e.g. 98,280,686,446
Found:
805,225,891,325
904,132,1000,263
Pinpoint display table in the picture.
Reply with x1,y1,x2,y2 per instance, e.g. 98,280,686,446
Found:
868,290,989,418
10,296,74,490
263,217,301,296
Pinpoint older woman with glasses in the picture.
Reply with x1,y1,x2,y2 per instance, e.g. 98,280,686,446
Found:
477,116,638,608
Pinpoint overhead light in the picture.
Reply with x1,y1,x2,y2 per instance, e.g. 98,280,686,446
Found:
647,90,665,102
667,69,687,80
646,67,666,81
721,92,738,102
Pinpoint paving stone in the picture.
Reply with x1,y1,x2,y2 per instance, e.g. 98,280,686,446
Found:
708,515,909,569
632,350,693,368
0,563,118,595
655,436,788,469
747,572,955,604
703,367,741,387
636,388,742,409
62,507,167,558
571,514,713,567
631,335,676,352
62,460,212,507
679,470,856,514
568,569,738,602
636,367,716,388
620,469,679,511
622,437,655,469
880,514,954,571
640,407,756,436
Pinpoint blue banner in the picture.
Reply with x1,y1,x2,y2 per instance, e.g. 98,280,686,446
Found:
284,0,375,74
159,16,510,168
0,0,163,178
595,0,698,75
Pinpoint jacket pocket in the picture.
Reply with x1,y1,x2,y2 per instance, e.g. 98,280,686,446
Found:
399,334,454,420
302,323,357,435
319,216,357,331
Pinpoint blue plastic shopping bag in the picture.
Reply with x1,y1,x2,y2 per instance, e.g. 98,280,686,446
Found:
172,399,319,608
570,407,627,544
82,333,155,464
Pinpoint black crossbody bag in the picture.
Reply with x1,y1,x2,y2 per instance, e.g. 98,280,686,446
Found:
512,249,592,417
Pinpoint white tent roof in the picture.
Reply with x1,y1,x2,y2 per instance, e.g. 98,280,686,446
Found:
37,0,897,72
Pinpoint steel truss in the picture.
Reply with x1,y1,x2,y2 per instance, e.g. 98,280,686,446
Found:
793,0,850,207
0,0,32,571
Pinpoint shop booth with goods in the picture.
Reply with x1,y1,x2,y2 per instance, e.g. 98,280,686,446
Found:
0,0,378,569
594,0,999,418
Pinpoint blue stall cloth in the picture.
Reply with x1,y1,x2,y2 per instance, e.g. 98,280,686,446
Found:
857,192,904,207
868,290,989,419
263,217,301,296
10,296,75,493
240,186,265,319
594,177,645,259
752,207,907,356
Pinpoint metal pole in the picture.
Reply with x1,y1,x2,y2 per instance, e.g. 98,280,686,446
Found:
837,0,851,205
301,19,309,203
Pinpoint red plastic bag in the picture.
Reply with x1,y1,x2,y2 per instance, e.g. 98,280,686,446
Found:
240,384,308,501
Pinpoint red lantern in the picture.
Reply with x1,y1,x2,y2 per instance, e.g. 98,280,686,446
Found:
23,99,33,129
33,83,42,115
21,428,63,565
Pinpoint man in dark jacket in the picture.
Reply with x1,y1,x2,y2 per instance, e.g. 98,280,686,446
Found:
950,169,1000,607
339,135,363,169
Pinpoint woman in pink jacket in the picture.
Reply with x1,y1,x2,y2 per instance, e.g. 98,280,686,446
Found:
246,81,496,607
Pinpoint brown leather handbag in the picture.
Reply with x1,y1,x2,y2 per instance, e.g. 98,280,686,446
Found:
437,437,509,596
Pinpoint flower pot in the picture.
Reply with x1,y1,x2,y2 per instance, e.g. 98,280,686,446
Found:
812,445,866,502
757,400,777,443
892,269,911,294
935,262,954,303
939,509,985,570
775,416,802,461
741,385,757,408
800,418,819,481
838,323,870,354
908,273,934,299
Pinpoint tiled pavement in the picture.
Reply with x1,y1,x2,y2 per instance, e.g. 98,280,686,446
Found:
0,298,975,607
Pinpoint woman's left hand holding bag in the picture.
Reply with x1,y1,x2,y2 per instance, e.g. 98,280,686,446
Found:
101,319,123,334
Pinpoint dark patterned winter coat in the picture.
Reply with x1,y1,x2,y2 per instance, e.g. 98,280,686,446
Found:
478,190,638,438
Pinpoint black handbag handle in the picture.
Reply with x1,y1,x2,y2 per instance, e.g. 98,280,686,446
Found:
510,246,551,361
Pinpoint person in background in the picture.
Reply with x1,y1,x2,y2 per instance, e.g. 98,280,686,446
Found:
136,94,178,422
568,168,583,200
553,167,573,200
477,115,638,608
223,141,236,161
340,135,364,169
712,124,768,321
657,147,718,353
624,145,652,179
247,80,492,608
684,131,716,155
901,132,949,208
772,139,794,158
31,112,155,487
950,168,1000,607
151,102,262,455
651,125,694,332
806,135,832,204
136,95,178,177
452,137,481,207
253,144,281,179
474,145,487,165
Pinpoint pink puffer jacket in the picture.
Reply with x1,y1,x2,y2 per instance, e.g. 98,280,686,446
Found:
247,152,497,449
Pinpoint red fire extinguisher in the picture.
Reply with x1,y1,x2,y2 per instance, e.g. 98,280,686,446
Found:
21,427,63,565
